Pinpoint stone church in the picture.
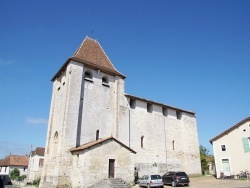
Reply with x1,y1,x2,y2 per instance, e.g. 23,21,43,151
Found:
40,37,201,188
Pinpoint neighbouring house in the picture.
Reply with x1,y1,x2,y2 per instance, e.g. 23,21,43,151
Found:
210,117,250,178
0,154,29,185
27,147,45,183
40,36,201,188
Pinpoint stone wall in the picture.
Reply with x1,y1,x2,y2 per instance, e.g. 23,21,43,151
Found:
41,59,201,187
71,140,135,188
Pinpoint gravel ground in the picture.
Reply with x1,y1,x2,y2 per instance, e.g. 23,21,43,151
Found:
6,176,250,188
133,175,250,188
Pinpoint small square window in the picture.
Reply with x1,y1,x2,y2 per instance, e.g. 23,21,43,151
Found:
221,145,226,151
162,107,168,116
147,103,153,113
176,111,182,120
130,99,136,109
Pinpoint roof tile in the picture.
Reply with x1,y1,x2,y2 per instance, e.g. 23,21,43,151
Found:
72,37,125,78
0,155,29,167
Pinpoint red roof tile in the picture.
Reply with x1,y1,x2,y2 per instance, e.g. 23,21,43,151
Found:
31,147,45,156
0,155,29,167
52,37,125,81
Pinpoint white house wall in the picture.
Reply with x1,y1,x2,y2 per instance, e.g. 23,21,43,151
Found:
213,120,250,178
28,155,44,182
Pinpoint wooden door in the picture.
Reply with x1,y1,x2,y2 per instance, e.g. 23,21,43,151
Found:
109,159,115,178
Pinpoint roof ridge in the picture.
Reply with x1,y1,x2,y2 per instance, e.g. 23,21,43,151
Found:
210,116,250,143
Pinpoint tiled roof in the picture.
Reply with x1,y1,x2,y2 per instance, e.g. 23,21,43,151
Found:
70,136,136,154
125,93,195,115
52,37,125,81
210,117,250,144
0,155,29,167
31,147,45,156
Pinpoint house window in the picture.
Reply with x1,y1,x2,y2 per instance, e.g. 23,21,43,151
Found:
39,159,44,167
84,70,93,81
176,111,182,120
221,145,226,151
172,140,175,150
102,76,109,86
162,107,168,116
24,167,26,171
141,136,144,148
147,103,153,113
242,137,250,153
130,99,136,109
96,130,99,141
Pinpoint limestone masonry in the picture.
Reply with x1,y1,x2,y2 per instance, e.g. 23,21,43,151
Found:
40,37,201,188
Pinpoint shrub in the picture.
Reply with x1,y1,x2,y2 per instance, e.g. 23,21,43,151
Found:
33,178,40,187
10,168,20,180
18,175,27,181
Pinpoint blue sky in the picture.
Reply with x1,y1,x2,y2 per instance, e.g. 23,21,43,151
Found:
0,1,249,159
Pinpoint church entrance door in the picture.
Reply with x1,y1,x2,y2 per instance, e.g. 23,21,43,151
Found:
109,159,115,178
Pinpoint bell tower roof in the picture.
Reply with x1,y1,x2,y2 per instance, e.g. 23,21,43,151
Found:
52,37,125,81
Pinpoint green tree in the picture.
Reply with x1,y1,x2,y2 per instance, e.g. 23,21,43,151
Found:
200,145,209,175
10,168,20,180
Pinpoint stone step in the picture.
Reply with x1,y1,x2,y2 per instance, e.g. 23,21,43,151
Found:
93,178,130,188
109,178,130,188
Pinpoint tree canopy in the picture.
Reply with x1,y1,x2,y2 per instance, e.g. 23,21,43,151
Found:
10,168,20,180
200,145,210,174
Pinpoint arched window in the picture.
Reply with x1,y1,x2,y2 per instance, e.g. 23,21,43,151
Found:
84,70,93,80
141,136,144,148
96,130,99,140
102,76,109,86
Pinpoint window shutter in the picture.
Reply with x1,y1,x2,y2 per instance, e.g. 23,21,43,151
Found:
242,137,250,153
